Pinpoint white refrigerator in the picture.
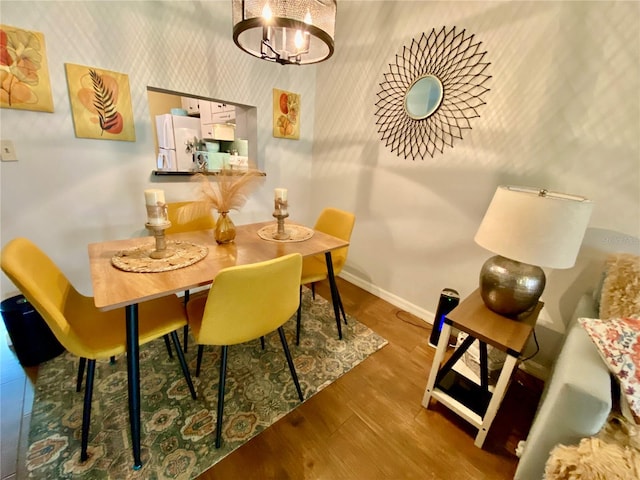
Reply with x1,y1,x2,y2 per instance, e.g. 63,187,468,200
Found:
155,114,201,171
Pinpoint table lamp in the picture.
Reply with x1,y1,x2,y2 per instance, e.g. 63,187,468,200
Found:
474,185,593,317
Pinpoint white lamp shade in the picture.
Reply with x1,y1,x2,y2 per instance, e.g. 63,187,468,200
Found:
474,185,594,269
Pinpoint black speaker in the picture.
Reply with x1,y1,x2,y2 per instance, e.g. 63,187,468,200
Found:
429,288,460,347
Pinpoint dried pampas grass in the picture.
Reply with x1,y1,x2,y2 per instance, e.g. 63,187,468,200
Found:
177,167,265,225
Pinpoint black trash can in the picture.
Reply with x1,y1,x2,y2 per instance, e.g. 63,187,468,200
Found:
1,295,65,366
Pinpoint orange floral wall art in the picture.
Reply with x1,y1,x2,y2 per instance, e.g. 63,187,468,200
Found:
273,88,300,140
65,63,136,141
0,24,54,112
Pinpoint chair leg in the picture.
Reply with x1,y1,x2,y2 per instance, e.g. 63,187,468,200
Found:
170,331,196,399
215,345,228,449
80,359,96,462
311,282,316,300
278,327,304,402
296,286,302,346
163,335,173,359
183,290,190,352
260,336,265,350
109,356,116,364
196,345,204,377
76,357,86,392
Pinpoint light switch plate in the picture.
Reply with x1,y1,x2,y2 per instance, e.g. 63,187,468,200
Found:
1,140,18,161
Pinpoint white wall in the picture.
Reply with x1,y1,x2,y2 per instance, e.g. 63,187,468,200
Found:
1,1,639,376
311,1,640,374
0,0,317,295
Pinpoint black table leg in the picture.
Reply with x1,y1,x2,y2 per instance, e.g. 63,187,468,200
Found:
324,252,343,340
125,304,142,469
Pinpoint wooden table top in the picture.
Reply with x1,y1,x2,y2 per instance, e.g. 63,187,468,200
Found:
445,289,543,356
88,221,349,311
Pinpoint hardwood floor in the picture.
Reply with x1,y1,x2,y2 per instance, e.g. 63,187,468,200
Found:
0,321,35,480
1,278,543,479
198,279,543,479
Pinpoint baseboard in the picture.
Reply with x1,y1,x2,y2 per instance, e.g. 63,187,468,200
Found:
339,271,434,325
339,272,551,381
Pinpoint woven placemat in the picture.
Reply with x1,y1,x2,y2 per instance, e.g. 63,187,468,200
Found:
257,224,314,243
111,241,208,273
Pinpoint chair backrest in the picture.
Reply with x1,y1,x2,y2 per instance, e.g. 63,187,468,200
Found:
1,237,88,357
197,253,302,346
313,207,356,274
166,201,216,234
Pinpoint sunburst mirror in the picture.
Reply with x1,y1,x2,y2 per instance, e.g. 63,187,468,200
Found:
374,27,492,160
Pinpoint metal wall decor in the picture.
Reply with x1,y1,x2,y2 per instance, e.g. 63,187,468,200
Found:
374,27,491,160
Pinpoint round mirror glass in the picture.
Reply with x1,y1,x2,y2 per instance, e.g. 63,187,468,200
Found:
404,75,444,120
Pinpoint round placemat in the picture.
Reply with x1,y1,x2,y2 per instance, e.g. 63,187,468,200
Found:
257,224,314,243
111,241,208,273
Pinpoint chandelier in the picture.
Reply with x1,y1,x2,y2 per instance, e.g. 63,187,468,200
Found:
232,0,337,65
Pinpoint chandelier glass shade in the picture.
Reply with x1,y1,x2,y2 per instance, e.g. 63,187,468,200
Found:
232,0,336,65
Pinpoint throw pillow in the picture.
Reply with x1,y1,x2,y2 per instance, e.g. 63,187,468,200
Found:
599,253,640,320
579,316,640,422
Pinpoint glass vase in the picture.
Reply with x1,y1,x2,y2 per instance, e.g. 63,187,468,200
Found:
215,211,236,244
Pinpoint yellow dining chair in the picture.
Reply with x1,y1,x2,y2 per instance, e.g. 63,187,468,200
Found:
166,201,216,352
296,207,355,345
186,253,304,448
1,237,196,462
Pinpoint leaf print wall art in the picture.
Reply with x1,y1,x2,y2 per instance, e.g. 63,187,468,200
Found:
65,63,136,141
273,88,300,140
0,24,54,112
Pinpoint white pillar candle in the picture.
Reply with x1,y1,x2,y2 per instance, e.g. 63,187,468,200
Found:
274,188,288,216
274,188,287,201
144,189,167,225
145,189,165,206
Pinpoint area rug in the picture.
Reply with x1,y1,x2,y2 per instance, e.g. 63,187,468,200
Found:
25,288,388,479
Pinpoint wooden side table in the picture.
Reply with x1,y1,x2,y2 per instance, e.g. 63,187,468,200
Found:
422,288,543,448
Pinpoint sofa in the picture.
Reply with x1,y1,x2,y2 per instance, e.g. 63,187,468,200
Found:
514,252,640,479
513,291,613,480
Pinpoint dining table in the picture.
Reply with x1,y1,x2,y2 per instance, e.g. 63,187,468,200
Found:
87,220,349,469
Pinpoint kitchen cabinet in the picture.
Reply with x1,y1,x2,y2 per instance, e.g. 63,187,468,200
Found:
199,101,235,124
202,123,235,141
211,102,235,123
199,100,214,124
181,97,200,116
211,110,235,124
148,87,257,173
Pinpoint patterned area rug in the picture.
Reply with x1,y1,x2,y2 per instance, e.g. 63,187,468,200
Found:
26,288,388,479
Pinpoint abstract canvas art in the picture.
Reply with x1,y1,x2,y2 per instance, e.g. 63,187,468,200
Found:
273,88,300,140
0,24,54,112
65,63,136,141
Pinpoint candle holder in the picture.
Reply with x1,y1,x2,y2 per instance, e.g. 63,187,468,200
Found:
145,221,174,259
273,198,290,240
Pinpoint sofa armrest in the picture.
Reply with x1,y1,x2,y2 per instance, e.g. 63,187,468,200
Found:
514,317,612,480
568,290,599,328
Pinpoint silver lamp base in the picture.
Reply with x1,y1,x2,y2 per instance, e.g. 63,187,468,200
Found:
479,255,546,317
